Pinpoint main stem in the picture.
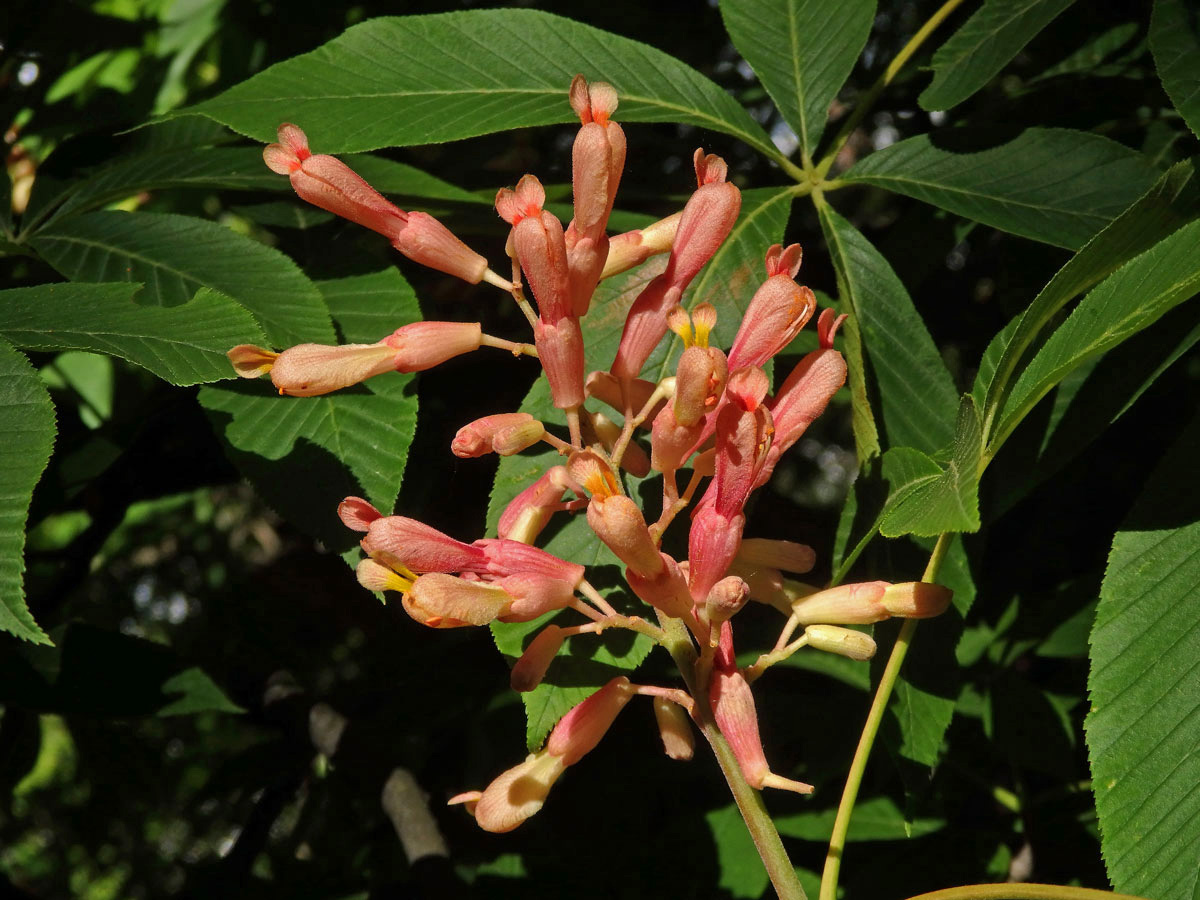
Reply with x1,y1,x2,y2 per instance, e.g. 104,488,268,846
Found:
659,618,807,900
819,533,952,900
813,0,967,180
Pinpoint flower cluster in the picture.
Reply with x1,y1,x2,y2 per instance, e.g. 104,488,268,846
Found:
231,75,952,833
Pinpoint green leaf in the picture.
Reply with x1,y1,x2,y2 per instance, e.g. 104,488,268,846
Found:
775,795,945,841
977,158,1200,438
842,129,1161,250
199,269,419,547
30,211,333,347
1086,414,1200,900
706,803,771,898
992,218,1200,455
879,395,982,538
719,0,876,159
817,202,958,457
0,283,266,386
158,667,246,716
1031,22,1140,83
0,341,55,645
919,0,1077,111
1150,0,1200,140
182,10,781,163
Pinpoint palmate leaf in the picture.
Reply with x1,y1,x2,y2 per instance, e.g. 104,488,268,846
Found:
199,269,418,549
879,395,983,539
0,283,265,386
817,202,958,460
1150,0,1200,140
975,157,1200,434
29,211,333,348
181,10,780,162
1086,415,1200,900
842,129,1160,250
992,218,1200,455
919,0,1078,111
719,0,875,160
0,341,56,645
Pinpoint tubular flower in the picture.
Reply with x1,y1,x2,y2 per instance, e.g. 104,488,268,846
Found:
688,367,774,601
709,623,813,794
726,244,816,371
569,449,662,577
566,75,626,316
758,309,848,487
452,413,545,458
497,175,586,409
789,580,953,625
601,211,681,279
228,321,488,396
456,678,635,832
610,150,741,381
264,123,499,285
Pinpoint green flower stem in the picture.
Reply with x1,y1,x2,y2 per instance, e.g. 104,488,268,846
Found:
813,0,967,181
903,885,1148,900
658,616,808,900
819,532,953,900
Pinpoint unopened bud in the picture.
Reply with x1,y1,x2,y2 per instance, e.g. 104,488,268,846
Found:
546,677,635,765
511,625,566,692
452,413,539,458
493,420,547,456
587,494,663,577
790,581,889,625
705,576,750,626
653,697,695,761
601,212,682,279
804,624,877,661
881,582,953,618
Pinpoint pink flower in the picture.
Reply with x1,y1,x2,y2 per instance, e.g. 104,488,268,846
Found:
610,150,741,381
264,123,495,284
726,244,816,370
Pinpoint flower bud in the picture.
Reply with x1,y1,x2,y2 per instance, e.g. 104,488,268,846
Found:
510,625,566,692
452,413,538,458
705,576,750,626
587,494,663,577
790,581,890,625
881,582,953,618
653,697,695,761
402,573,513,628
804,624,877,661
546,677,635,765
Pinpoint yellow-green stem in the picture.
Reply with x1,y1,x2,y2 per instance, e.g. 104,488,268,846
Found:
819,532,952,900
903,885,1148,900
658,617,807,900
814,0,967,181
